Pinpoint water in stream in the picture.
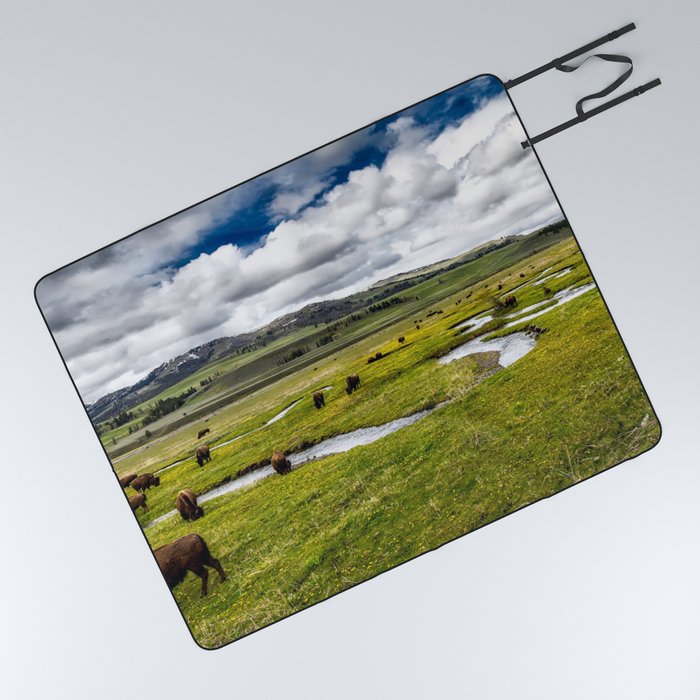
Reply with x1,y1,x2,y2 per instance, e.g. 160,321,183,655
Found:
145,404,445,528
143,283,596,527
502,283,595,329
454,313,494,332
154,386,334,474
532,266,573,286
438,331,536,367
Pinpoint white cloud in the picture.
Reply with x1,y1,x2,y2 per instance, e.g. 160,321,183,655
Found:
38,91,562,403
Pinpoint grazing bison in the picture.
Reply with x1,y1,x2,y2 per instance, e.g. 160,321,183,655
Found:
197,428,210,439
498,283,503,290
519,272,526,278
503,295,517,309
129,493,149,513
131,473,160,492
195,445,211,467
415,325,420,330
271,450,292,475
398,336,405,344
345,373,361,394
119,473,137,489
312,391,325,409
154,533,226,597
175,489,204,521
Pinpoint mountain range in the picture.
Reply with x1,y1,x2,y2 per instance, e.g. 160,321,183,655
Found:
87,233,525,423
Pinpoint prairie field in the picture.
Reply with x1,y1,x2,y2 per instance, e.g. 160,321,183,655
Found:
110,227,659,648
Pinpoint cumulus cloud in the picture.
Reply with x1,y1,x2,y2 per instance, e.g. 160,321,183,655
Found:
38,90,562,403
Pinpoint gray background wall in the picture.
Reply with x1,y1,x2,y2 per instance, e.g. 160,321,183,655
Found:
1,1,698,697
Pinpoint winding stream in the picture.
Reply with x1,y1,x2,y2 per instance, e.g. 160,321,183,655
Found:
438,331,536,367
502,283,595,329
153,386,333,474
143,281,598,528
455,312,495,332
532,266,573,286
145,404,445,528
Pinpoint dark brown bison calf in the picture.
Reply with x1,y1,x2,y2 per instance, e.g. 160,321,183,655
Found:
271,450,292,475
312,391,325,409
175,489,204,521
131,473,160,492
345,373,361,394
154,534,226,597
197,428,210,439
129,493,149,513
195,445,211,467
119,473,137,488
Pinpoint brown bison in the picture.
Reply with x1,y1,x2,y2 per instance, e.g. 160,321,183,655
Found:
312,391,325,409
503,295,517,308
175,489,204,521
271,450,292,475
345,373,361,394
398,336,405,344
197,428,210,439
119,473,137,489
129,493,149,513
195,445,211,467
131,473,160,492
154,533,226,597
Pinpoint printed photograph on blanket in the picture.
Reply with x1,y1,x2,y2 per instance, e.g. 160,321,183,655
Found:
35,75,660,649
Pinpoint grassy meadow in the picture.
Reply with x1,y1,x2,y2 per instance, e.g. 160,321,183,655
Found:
112,228,659,648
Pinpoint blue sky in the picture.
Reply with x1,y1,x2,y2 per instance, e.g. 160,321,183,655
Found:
160,75,505,271
37,75,563,403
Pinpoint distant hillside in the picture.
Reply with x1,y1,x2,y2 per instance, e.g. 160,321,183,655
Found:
368,236,519,289
88,221,566,423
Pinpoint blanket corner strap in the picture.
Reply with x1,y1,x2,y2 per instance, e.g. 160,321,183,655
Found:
520,77,661,149
504,22,637,90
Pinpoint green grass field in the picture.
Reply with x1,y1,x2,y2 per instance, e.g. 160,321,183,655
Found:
114,230,659,648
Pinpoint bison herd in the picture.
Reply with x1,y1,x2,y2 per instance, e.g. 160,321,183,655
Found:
120,466,222,594
119,378,367,595
117,264,542,598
